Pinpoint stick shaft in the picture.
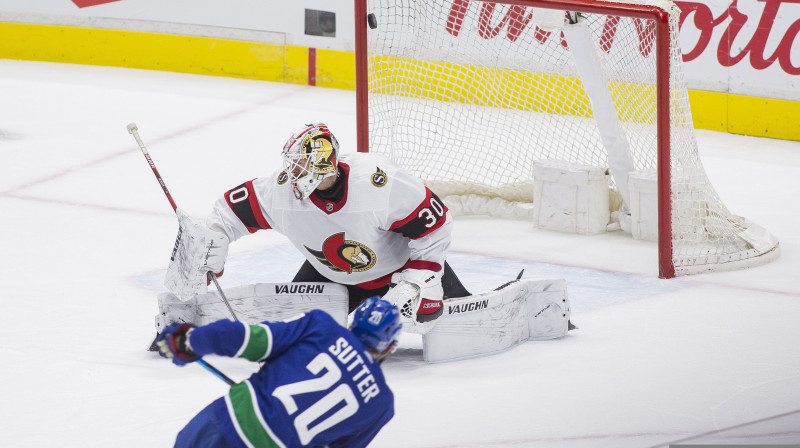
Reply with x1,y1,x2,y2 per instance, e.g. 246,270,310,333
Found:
198,359,236,386
209,273,239,322
127,123,178,212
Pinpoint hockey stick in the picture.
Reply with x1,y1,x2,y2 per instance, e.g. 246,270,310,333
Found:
127,122,178,211
127,122,240,323
197,359,236,386
128,122,239,385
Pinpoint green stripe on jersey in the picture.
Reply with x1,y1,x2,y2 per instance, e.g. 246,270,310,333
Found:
241,324,271,361
229,381,283,448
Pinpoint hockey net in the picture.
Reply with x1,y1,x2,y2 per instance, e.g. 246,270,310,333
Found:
354,0,779,277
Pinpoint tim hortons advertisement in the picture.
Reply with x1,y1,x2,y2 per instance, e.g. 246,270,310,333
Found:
441,0,799,100
678,0,800,98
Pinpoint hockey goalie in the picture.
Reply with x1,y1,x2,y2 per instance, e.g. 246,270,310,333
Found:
155,122,573,362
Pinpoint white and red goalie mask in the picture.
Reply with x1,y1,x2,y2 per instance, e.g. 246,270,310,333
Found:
281,123,339,200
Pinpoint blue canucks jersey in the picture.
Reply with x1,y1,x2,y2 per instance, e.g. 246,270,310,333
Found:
187,310,394,448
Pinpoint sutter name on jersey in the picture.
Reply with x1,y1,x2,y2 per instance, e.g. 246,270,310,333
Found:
328,336,381,404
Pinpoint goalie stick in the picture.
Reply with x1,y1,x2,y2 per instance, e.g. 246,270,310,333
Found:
126,122,239,322
128,122,238,383
127,122,178,211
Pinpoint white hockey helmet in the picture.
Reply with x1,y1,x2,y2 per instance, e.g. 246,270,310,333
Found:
281,123,340,200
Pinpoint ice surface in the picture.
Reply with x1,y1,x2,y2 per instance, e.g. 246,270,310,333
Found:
1,60,798,447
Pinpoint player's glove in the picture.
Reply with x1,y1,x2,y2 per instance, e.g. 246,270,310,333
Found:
384,268,444,334
156,323,201,366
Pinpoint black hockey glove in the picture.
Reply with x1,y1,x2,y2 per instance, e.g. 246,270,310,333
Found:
156,323,201,366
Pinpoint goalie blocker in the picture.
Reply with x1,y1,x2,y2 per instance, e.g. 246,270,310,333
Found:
155,277,571,362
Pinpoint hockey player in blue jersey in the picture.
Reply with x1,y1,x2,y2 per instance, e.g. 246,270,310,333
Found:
156,296,402,448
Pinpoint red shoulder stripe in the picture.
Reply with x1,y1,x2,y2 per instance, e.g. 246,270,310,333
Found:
224,180,271,233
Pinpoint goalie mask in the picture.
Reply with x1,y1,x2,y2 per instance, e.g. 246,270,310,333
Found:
281,123,339,200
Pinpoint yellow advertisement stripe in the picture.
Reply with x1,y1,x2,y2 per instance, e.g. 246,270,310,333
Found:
1,21,796,141
727,95,800,141
0,22,308,84
368,55,661,122
369,55,592,116
688,90,800,141
315,48,356,90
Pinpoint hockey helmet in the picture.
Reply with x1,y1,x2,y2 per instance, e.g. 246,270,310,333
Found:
351,296,402,355
281,122,339,200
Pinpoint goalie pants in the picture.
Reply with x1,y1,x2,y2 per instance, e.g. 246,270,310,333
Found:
292,260,471,312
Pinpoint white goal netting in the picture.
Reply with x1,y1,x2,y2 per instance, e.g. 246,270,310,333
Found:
360,0,779,277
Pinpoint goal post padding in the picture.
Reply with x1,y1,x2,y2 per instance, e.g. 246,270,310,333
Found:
355,0,779,277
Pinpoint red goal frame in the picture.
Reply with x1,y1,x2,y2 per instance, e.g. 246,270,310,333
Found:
354,0,676,278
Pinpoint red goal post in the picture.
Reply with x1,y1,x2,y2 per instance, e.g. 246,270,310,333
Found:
354,0,779,278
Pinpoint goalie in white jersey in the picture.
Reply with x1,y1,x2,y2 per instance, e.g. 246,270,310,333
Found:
201,122,470,331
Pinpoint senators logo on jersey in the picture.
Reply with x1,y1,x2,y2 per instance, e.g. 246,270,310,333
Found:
371,167,388,187
277,171,288,185
305,232,377,274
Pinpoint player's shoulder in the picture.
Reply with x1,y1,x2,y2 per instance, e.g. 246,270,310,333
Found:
303,309,349,333
256,169,292,190
265,310,344,342
340,152,419,191
241,170,295,203
305,308,337,323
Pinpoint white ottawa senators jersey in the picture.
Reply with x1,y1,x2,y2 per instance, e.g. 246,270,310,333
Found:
206,153,452,287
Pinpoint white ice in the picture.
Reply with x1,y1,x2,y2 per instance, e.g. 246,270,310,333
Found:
1,59,799,447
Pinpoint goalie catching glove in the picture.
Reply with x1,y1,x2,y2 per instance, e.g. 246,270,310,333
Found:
382,267,443,335
164,209,229,301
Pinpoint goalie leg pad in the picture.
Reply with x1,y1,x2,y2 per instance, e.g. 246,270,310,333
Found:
422,278,571,363
155,282,349,332
525,278,571,340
